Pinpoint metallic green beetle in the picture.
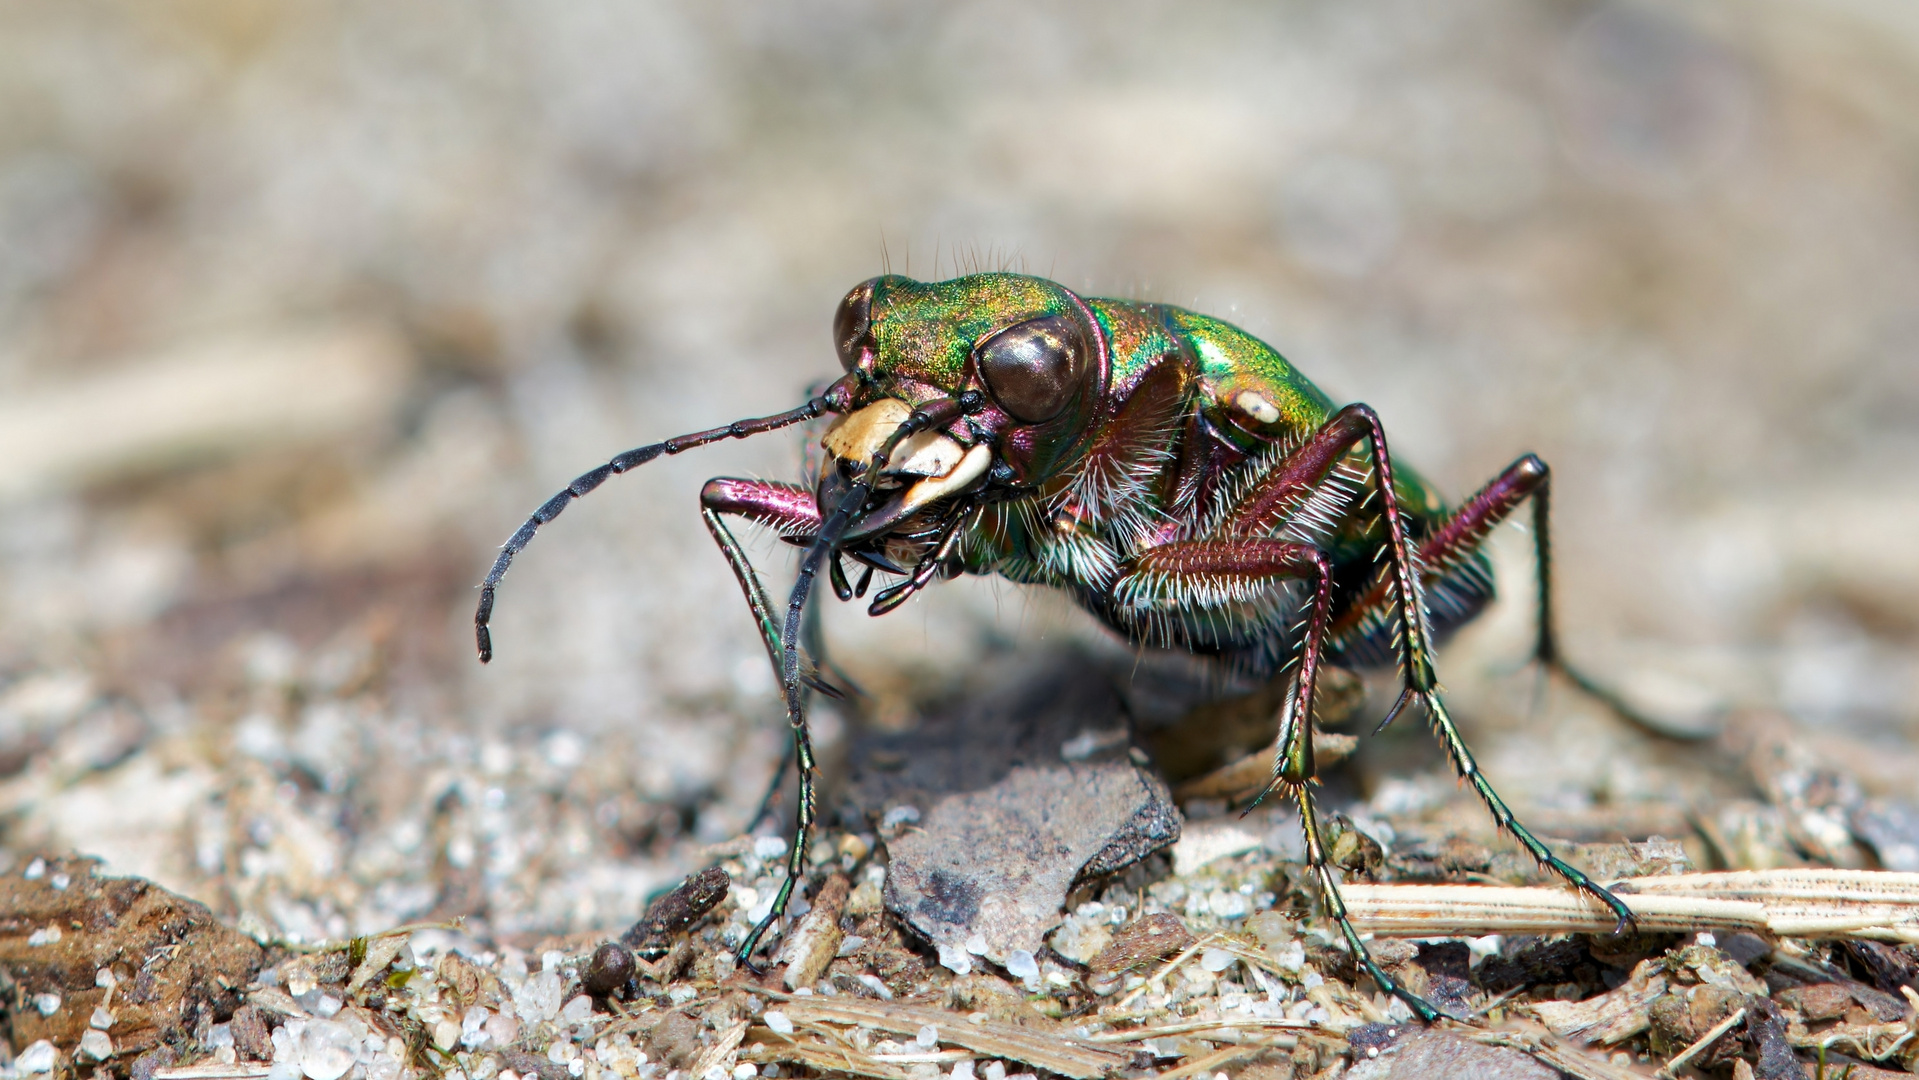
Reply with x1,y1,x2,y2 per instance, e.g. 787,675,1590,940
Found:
476,272,1641,1020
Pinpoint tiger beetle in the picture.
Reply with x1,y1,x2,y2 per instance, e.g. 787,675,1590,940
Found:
475,272,1650,1021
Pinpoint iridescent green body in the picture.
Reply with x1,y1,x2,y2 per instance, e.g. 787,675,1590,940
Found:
856,273,1491,678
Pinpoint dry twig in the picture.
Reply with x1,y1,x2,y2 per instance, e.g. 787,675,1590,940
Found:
761,993,1130,1079
1342,870,1919,940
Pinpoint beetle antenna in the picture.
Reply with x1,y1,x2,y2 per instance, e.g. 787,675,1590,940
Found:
475,394,838,663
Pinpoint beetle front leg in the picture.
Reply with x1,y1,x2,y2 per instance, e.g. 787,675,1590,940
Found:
698,477,836,962
701,478,821,687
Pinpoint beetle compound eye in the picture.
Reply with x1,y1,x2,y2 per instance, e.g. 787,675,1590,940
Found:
834,279,877,371
974,314,1087,424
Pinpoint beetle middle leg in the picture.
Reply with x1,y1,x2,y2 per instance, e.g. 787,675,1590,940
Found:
1117,537,1446,1021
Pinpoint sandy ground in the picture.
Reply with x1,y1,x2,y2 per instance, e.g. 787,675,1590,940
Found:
0,0,1916,983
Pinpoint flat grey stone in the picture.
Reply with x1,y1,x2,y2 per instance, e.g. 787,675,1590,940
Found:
846,652,1180,963
1852,799,1919,871
1345,1030,1563,1080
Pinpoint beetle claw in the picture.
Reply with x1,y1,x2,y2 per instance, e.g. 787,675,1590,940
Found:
1372,686,1417,736
801,673,846,700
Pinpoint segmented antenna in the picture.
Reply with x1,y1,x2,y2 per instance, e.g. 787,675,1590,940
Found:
474,396,834,662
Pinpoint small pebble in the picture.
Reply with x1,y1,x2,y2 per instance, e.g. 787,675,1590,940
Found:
78,1030,113,1061
937,943,972,976
1004,950,1039,986
299,1020,358,1080
90,1006,114,1029
309,994,343,1018
753,835,788,860
836,935,866,957
27,925,61,946
432,1019,461,1051
763,1011,794,1035
582,942,635,996
964,934,988,956
915,1024,939,1049
950,1062,975,1080
16,1040,55,1074
1200,948,1234,973
1247,911,1293,947
1144,1038,1181,1059
485,1012,520,1048
1466,934,1502,964
34,993,60,1016
1207,890,1249,920
732,1065,757,1080
855,974,893,1000
23,858,46,880
460,1008,491,1049
881,805,920,829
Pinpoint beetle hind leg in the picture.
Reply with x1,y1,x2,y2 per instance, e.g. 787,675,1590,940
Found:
1342,453,1690,740
1324,445,1642,933
1417,689,1637,934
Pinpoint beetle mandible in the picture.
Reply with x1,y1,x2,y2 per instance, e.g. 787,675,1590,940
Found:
475,272,1646,1020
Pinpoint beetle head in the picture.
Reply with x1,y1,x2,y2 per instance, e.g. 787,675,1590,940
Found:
817,274,1110,547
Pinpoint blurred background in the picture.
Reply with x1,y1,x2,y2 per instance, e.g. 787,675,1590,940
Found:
0,0,1915,945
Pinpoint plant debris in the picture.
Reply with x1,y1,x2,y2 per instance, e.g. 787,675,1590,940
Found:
0,855,262,1059
13,826,1918,1080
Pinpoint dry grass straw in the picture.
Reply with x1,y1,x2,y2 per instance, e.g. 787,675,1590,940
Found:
1342,869,1919,942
